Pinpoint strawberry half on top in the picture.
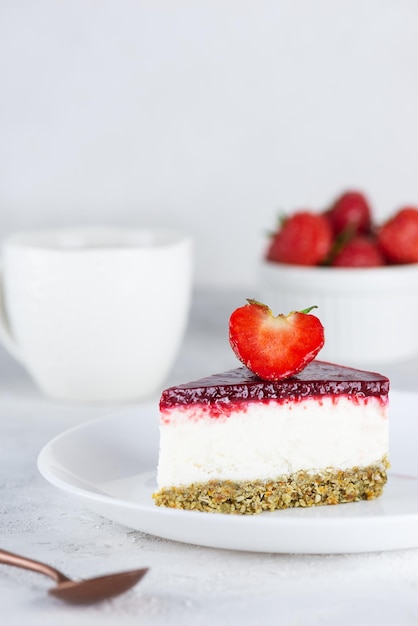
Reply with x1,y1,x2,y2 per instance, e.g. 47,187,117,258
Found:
229,300,325,381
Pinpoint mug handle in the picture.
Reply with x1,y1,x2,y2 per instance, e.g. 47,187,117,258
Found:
0,266,23,363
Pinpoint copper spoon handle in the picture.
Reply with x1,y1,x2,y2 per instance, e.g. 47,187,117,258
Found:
0,548,70,583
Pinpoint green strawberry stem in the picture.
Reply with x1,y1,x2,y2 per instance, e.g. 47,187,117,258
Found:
299,305,318,315
321,223,356,266
265,211,289,238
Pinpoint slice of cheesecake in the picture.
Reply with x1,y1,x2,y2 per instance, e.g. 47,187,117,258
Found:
153,361,389,514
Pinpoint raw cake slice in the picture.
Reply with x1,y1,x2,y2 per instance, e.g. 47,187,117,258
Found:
153,361,389,514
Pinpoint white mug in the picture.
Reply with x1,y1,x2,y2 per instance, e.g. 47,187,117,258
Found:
0,227,193,403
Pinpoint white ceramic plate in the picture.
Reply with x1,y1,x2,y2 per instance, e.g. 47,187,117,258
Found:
37,390,418,554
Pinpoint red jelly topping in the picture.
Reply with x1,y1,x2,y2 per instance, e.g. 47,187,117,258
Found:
160,360,389,409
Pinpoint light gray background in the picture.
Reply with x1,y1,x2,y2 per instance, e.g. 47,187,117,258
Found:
1,0,418,287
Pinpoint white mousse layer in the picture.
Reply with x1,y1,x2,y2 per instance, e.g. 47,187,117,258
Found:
156,397,388,488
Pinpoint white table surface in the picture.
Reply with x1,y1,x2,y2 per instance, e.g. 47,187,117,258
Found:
2,287,418,626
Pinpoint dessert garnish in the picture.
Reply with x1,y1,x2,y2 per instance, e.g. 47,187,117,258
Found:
228,300,324,381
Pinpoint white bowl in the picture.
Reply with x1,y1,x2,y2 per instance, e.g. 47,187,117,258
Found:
257,261,418,367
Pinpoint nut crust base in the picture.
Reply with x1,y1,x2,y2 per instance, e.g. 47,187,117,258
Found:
152,456,389,515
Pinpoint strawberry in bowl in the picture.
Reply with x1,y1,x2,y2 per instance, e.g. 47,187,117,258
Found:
258,190,418,365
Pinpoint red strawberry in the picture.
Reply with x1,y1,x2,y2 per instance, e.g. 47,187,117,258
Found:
377,207,418,264
325,191,372,236
331,236,385,268
229,300,324,381
266,211,333,266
